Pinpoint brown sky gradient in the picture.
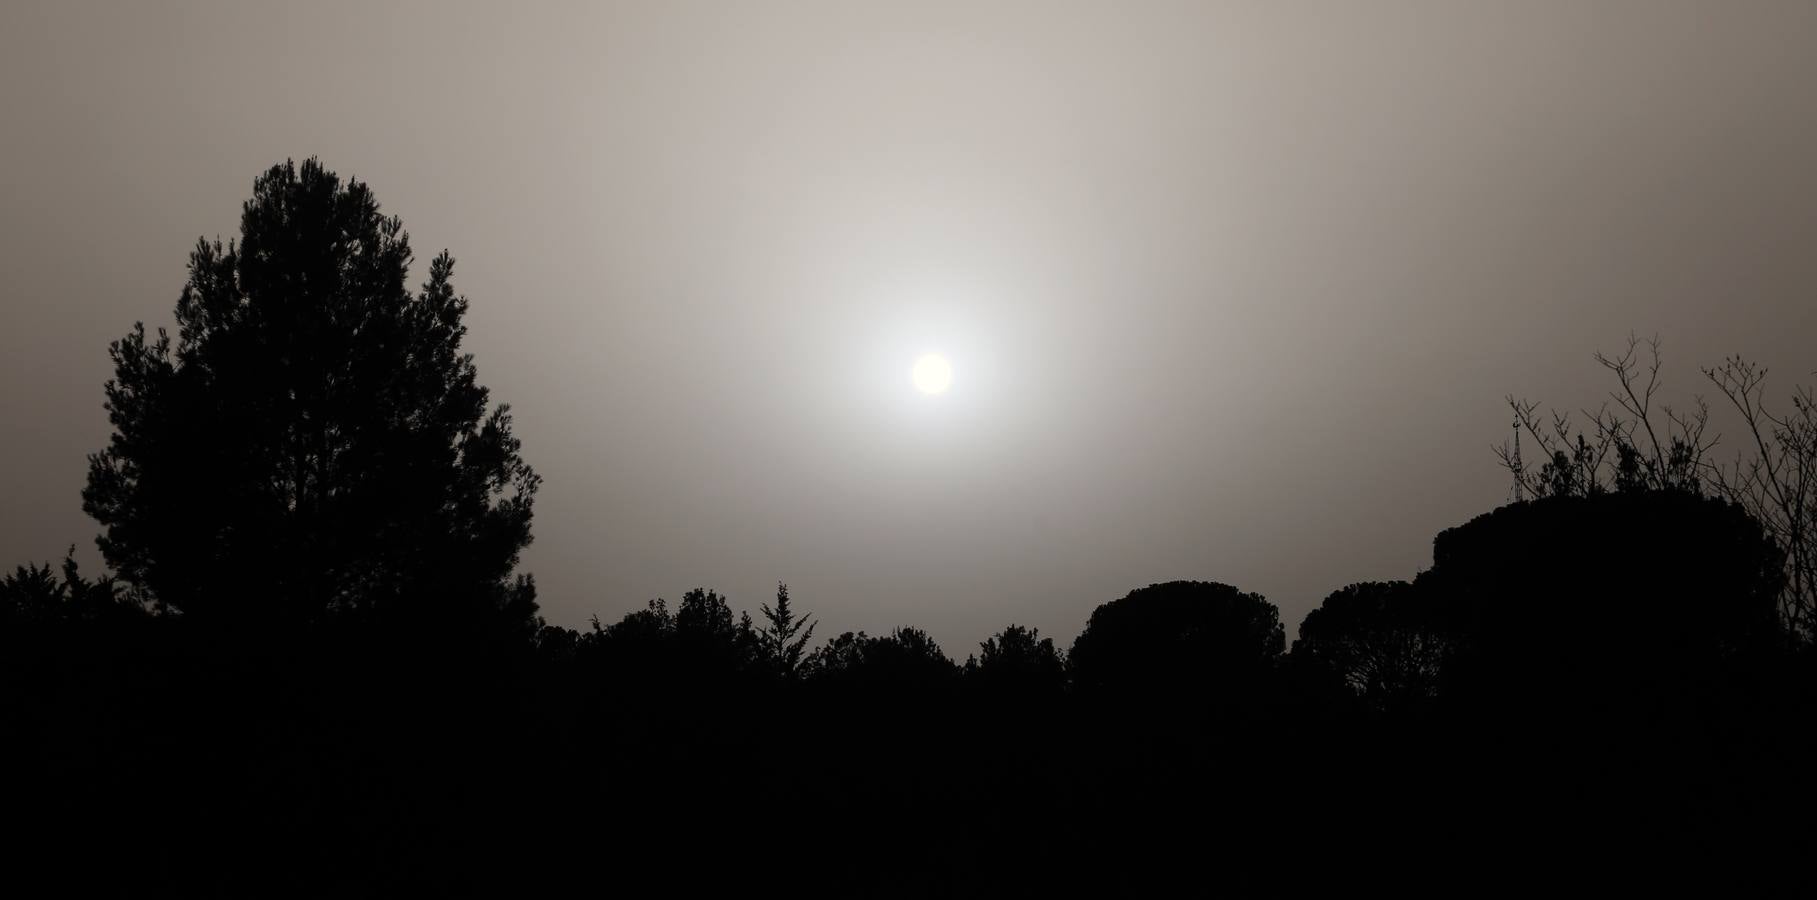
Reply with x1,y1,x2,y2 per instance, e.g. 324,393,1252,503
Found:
3,1,1816,652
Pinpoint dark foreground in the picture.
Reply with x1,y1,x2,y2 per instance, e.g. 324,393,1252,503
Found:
7,556,1816,893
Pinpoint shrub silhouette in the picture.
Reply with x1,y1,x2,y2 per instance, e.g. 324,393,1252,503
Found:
1068,580,1284,701
81,159,538,635
0,550,143,628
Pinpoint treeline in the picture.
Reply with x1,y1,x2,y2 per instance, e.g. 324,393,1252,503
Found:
7,490,1814,891
4,159,1815,892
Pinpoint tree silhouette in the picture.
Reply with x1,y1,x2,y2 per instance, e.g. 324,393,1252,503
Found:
756,582,817,679
1068,580,1284,700
1703,355,1817,640
81,159,539,634
580,598,677,678
1394,489,1795,850
1295,581,1449,712
1492,336,1817,640
806,627,957,689
675,587,760,675
577,589,760,686
964,624,1066,696
1420,490,1784,704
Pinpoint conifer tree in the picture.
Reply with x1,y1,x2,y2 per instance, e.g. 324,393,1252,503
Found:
82,159,539,632
757,582,817,678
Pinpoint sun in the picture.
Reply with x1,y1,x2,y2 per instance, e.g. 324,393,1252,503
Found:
911,353,953,395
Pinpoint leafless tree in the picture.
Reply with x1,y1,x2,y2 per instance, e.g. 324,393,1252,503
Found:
1495,335,1713,500
1704,357,1817,639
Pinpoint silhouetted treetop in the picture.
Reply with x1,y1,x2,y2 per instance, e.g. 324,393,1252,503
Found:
1420,490,1784,701
757,582,817,679
677,586,761,673
1495,336,1817,640
964,624,1065,696
82,159,538,633
806,627,958,689
1068,580,1284,698
676,588,736,639
575,588,761,685
1296,581,1449,712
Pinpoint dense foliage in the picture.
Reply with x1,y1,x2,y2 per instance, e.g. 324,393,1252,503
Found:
82,160,538,635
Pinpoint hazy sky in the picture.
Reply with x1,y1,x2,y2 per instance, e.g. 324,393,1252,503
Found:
4,1,1815,653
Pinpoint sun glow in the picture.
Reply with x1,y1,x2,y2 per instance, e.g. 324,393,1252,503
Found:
911,353,953,395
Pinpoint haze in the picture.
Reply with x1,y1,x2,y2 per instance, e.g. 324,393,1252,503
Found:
4,1,1815,652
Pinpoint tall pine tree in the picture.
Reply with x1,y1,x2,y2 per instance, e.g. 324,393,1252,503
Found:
83,159,539,635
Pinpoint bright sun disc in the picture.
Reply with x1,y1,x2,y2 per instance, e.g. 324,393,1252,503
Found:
912,353,953,395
